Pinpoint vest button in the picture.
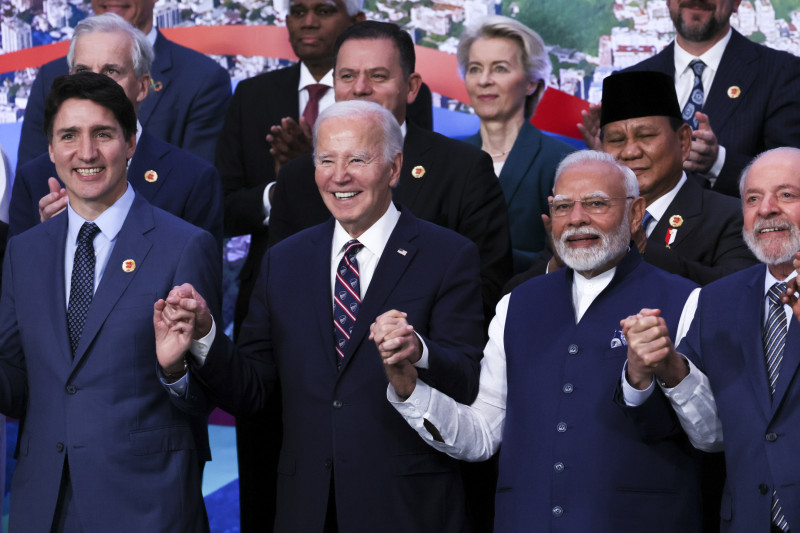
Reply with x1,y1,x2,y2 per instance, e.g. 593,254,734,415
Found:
563,383,573,394
56,442,64,453
332,400,343,409
556,422,567,433
552,506,564,517
568,344,579,355
759,483,769,495
66,385,77,395
554,462,565,473
766,432,778,442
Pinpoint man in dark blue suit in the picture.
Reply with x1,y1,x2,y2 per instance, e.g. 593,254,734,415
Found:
0,73,220,531
625,147,800,532
387,150,705,532
17,0,230,167
10,14,223,247
155,100,484,532
622,0,800,197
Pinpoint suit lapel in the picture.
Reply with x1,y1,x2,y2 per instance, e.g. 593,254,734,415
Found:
42,215,72,366
127,130,170,202
648,178,702,249
771,296,800,415
71,197,155,369
395,123,431,210
702,31,759,134
310,221,340,373
337,209,418,375
739,267,773,419
498,123,542,205
138,31,171,128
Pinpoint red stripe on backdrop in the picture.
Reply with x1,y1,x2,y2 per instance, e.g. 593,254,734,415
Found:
0,25,589,139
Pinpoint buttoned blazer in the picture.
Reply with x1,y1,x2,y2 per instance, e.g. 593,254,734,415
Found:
17,31,231,167
197,207,484,532
0,193,221,532
644,176,756,285
679,264,800,532
625,30,800,196
465,121,575,274
9,129,223,248
268,122,513,325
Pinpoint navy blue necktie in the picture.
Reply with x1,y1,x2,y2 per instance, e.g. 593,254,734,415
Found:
67,222,101,355
681,59,706,130
333,240,363,364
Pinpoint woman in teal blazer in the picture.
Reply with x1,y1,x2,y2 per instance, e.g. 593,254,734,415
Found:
458,16,575,273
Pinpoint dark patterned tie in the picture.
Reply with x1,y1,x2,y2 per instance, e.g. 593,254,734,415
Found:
763,282,790,532
302,84,329,127
67,222,101,355
681,59,706,130
333,239,363,364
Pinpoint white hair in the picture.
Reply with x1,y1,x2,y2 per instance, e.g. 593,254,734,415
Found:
314,100,403,164
555,150,639,198
68,13,153,77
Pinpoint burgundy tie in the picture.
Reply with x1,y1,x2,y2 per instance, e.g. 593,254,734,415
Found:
302,84,329,127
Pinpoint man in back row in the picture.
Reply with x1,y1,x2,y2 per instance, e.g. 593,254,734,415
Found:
18,0,231,167
10,14,223,249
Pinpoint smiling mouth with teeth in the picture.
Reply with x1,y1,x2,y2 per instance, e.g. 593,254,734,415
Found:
76,168,103,176
334,192,359,199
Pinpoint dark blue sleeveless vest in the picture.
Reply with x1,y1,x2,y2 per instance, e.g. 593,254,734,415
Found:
496,249,702,533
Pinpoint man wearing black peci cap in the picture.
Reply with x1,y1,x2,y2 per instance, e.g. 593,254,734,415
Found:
598,70,756,286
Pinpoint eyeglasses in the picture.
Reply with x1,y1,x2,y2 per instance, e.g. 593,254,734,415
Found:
549,196,634,217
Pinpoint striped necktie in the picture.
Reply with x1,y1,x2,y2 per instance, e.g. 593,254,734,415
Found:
333,240,364,367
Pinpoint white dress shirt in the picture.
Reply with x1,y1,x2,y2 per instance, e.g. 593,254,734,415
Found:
674,30,732,181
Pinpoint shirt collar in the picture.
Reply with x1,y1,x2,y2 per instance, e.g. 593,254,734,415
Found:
146,27,157,47
574,264,616,290
66,183,135,244
646,172,688,223
298,62,334,92
674,28,732,75
332,202,400,259
764,265,798,293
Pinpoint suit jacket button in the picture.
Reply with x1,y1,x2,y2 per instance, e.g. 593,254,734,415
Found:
66,385,77,395
332,400,343,409
759,483,769,494
554,462,565,473
568,344,578,355
563,383,573,394
56,442,64,453
766,432,778,442
556,422,567,433
552,506,564,517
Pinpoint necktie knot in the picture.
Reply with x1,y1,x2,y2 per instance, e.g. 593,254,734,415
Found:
78,222,101,246
689,59,706,76
768,282,787,307
306,83,329,100
302,84,329,127
343,239,363,260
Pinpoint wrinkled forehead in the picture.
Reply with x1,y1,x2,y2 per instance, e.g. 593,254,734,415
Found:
744,153,800,193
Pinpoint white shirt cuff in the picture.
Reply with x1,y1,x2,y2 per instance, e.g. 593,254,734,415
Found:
262,182,276,225
706,145,726,184
188,317,217,367
160,370,189,397
621,361,655,406
413,334,429,369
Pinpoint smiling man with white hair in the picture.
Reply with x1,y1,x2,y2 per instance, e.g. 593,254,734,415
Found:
383,149,708,532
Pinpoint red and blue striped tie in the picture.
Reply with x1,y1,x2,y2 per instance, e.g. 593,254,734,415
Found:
333,240,364,365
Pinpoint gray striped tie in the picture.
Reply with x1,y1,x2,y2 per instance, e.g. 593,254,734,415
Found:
764,282,789,532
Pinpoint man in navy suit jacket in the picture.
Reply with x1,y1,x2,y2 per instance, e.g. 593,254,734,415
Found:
625,147,800,532
17,0,230,167
10,14,223,247
0,73,220,531
156,100,484,532
622,0,800,197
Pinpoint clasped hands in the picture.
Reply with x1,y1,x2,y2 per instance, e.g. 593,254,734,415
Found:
621,308,688,391
370,310,421,400
153,283,212,378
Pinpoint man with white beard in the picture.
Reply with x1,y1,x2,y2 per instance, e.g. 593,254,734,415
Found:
623,147,800,533
381,150,707,532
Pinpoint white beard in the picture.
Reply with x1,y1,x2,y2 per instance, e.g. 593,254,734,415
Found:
743,218,800,266
554,214,631,273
